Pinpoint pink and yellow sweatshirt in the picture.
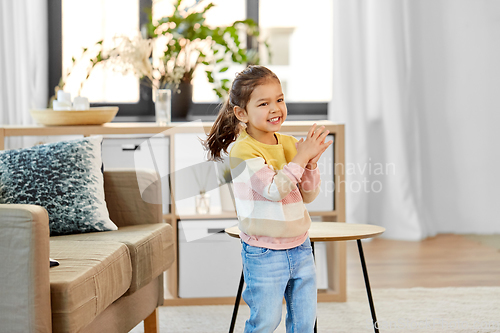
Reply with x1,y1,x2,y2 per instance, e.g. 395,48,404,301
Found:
229,129,321,250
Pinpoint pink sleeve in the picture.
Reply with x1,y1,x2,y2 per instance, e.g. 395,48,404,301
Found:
300,166,321,191
282,162,305,184
232,157,304,202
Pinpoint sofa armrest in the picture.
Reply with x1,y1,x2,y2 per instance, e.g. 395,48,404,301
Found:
0,204,52,333
104,169,163,227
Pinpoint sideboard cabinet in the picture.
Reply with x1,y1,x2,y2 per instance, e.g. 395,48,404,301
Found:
0,121,346,305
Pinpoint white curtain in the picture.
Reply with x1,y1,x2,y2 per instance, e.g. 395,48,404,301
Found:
0,0,48,148
330,0,434,240
331,0,500,238
407,0,500,235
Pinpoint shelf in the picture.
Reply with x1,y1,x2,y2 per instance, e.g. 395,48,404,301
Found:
164,295,246,306
309,211,338,217
175,206,237,220
171,209,338,220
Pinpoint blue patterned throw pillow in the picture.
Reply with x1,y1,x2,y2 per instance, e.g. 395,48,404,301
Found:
0,136,117,236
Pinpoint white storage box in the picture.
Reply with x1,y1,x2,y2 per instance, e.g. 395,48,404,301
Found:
101,136,170,214
178,219,242,298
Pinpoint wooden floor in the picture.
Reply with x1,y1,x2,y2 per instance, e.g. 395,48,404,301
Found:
345,234,500,289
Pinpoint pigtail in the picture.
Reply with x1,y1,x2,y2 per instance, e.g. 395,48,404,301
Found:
204,99,241,161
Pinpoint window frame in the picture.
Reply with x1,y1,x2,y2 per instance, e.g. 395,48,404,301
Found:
48,0,328,121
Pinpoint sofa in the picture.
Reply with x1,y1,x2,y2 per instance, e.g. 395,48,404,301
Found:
0,169,175,333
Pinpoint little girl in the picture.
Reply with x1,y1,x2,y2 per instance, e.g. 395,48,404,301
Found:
205,65,331,333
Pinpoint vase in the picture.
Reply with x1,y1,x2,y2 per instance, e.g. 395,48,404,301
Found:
155,89,171,126
219,183,235,212
169,82,193,120
195,192,210,214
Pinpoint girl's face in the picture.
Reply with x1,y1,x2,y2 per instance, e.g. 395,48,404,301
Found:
235,79,287,145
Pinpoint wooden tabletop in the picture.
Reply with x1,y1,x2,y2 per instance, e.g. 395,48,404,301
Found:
225,222,385,242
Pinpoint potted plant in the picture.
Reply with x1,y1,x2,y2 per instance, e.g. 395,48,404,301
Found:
144,0,269,118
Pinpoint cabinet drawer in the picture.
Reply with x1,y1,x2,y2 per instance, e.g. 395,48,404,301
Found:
101,136,170,214
178,219,242,298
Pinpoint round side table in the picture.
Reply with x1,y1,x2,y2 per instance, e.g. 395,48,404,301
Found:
225,222,385,333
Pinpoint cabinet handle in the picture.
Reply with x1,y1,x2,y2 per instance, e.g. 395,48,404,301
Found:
122,144,140,151
207,228,225,234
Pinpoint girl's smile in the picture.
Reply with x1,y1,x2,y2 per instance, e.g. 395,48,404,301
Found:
268,116,281,125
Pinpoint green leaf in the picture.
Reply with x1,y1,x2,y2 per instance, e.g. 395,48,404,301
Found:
219,66,229,73
213,87,224,100
206,70,214,83
201,3,216,15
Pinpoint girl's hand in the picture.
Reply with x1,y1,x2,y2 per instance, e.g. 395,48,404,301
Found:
295,138,304,149
295,137,332,169
292,124,331,168
307,141,332,168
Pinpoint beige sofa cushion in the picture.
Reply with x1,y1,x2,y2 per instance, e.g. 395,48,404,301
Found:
49,240,132,333
56,223,174,293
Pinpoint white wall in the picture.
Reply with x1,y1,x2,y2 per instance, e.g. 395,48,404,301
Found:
403,0,500,233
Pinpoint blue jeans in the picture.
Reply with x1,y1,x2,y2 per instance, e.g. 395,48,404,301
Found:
241,237,317,333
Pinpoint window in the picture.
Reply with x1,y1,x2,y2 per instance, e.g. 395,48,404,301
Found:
49,0,331,120
62,0,141,104
50,0,154,118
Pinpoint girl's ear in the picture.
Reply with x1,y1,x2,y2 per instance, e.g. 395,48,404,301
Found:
234,106,248,123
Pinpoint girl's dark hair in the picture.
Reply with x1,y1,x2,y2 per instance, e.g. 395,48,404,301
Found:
204,65,279,161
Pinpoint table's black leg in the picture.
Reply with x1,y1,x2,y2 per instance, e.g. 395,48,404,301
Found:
311,242,318,333
229,270,245,333
357,239,379,333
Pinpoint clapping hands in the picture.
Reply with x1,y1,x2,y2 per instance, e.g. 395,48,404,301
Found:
293,124,333,169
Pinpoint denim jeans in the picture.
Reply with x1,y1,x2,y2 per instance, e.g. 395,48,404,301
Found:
241,237,317,333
